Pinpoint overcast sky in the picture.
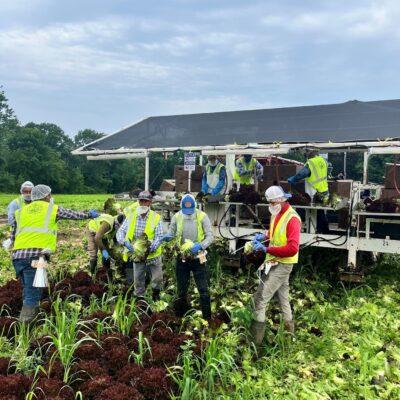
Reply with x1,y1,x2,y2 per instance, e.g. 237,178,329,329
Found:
1,0,400,137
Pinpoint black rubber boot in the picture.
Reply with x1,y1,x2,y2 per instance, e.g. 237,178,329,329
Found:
249,320,266,358
152,289,161,302
102,258,112,280
19,305,39,324
173,297,190,318
126,267,134,285
90,259,97,276
200,295,212,320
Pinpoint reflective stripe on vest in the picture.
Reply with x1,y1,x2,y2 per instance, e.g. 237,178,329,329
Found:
266,205,301,264
176,210,206,244
123,201,139,217
206,163,224,194
15,196,24,209
305,156,328,193
88,214,114,235
234,157,257,184
125,209,162,260
14,201,58,252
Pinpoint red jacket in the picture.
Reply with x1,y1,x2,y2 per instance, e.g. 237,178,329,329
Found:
264,202,301,258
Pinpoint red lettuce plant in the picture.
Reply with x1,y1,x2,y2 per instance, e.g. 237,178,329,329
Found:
96,382,144,400
79,375,114,399
0,374,32,399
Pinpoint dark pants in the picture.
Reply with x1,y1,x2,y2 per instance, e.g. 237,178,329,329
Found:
13,257,42,306
176,258,211,320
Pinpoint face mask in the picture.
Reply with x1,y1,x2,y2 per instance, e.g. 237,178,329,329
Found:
244,156,252,162
22,194,31,202
209,160,217,167
138,206,149,215
268,204,281,215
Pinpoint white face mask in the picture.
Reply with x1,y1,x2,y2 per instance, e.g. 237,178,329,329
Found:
209,160,217,167
138,206,149,215
268,204,282,215
22,194,31,202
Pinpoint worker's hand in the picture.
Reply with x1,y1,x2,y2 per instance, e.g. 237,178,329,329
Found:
253,241,268,253
161,234,174,243
102,249,110,260
190,242,202,254
88,209,100,218
124,241,134,253
254,233,265,242
287,176,297,185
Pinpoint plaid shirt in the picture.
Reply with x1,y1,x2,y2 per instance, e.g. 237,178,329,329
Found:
116,211,163,262
11,206,90,260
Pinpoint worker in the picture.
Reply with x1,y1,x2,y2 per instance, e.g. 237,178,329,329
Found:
86,213,125,279
7,181,34,226
10,184,99,323
116,191,163,301
287,150,329,199
162,194,214,320
249,185,301,356
201,155,226,196
234,154,263,186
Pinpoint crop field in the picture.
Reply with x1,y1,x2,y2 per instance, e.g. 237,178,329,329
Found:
0,195,400,399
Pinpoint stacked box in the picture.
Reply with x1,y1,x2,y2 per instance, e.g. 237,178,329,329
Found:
380,188,400,199
263,165,302,182
328,180,352,198
174,165,204,180
280,180,306,194
175,179,202,193
384,163,400,189
159,179,175,191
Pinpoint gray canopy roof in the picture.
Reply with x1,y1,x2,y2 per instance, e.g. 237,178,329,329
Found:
76,99,400,152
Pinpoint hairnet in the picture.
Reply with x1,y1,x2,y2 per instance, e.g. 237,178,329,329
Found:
31,185,52,201
20,181,34,193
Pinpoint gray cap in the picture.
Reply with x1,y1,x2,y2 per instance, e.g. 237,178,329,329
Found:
31,185,52,201
138,190,153,201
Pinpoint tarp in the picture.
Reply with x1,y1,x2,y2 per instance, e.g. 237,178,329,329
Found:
76,99,400,152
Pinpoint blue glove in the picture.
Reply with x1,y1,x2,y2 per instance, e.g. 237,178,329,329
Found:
287,176,297,185
253,241,267,253
124,241,134,253
102,249,110,260
254,233,265,242
161,234,174,243
88,209,100,218
190,243,202,254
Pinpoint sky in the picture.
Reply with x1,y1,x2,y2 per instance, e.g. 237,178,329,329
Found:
1,0,400,138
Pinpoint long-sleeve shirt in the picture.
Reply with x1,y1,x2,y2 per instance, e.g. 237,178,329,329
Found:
116,211,163,254
289,165,311,183
201,163,227,194
236,159,263,180
262,202,301,259
7,197,31,226
95,222,113,251
168,212,214,250
11,206,91,259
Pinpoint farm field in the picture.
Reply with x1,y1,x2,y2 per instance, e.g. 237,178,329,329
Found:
0,195,400,399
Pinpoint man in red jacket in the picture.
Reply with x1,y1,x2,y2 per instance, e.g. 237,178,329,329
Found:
250,186,302,355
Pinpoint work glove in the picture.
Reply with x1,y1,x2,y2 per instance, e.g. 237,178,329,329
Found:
161,234,174,243
102,249,110,260
124,240,134,253
287,176,297,185
88,209,100,218
253,241,268,253
254,233,265,242
190,242,203,254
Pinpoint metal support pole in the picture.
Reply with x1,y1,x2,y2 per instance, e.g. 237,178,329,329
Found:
188,170,192,192
145,154,150,190
343,152,347,179
363,152,369,184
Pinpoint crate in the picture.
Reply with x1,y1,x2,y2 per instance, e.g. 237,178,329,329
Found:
159,179,175,191
384,164,400,189
174,179,202,193
174,165,204,181
263,165,302,181
280,180,306,194
328,180,352,198
380,188,400,200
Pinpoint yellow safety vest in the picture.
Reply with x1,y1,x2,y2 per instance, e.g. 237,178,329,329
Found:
14,195,26,209
175,210,206,245
233,157,257,184
123,201,139,216
14,201,58,252
88,214,114,236
305,156,328,193
266,205,301,264
125,209,162,260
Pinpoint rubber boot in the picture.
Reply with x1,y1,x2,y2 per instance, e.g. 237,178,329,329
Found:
126,267,134,285
173,297,190,318
90,259,97,276
19,305,39,324
284,320,295,334
102,258,112,280
152,289,160,302
249,320,266,358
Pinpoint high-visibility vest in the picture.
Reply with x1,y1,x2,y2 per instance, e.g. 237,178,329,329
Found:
125,209,162,260
14,195,26,209
205,162,225,194
175,210,206,245
123,201,139,217
233,157,257,184
14,201,58,252
266,205,301,264
305,156,328,193
88,214,114,236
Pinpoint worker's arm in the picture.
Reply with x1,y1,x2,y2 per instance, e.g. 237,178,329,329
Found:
267,218,301,258
150,219,164,252
7,200,18,226
236,160,252,176
200,214,214,249
116,218,129,245
211,166,226,195
56,207,90,221
10,222,16,245
255,160,263,180
94,222,112,251
288,166,311,184
201,171,209,193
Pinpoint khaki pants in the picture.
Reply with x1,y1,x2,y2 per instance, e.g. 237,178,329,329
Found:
86,229,108,261
253,262,293,323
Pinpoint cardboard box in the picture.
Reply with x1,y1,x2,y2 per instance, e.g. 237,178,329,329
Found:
328,180,352,198
174,179,202,193
159,179,175,191
280,180,306,194
380,188,400,199
174,165,204,181
384,164,400,189
263,165,302,181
